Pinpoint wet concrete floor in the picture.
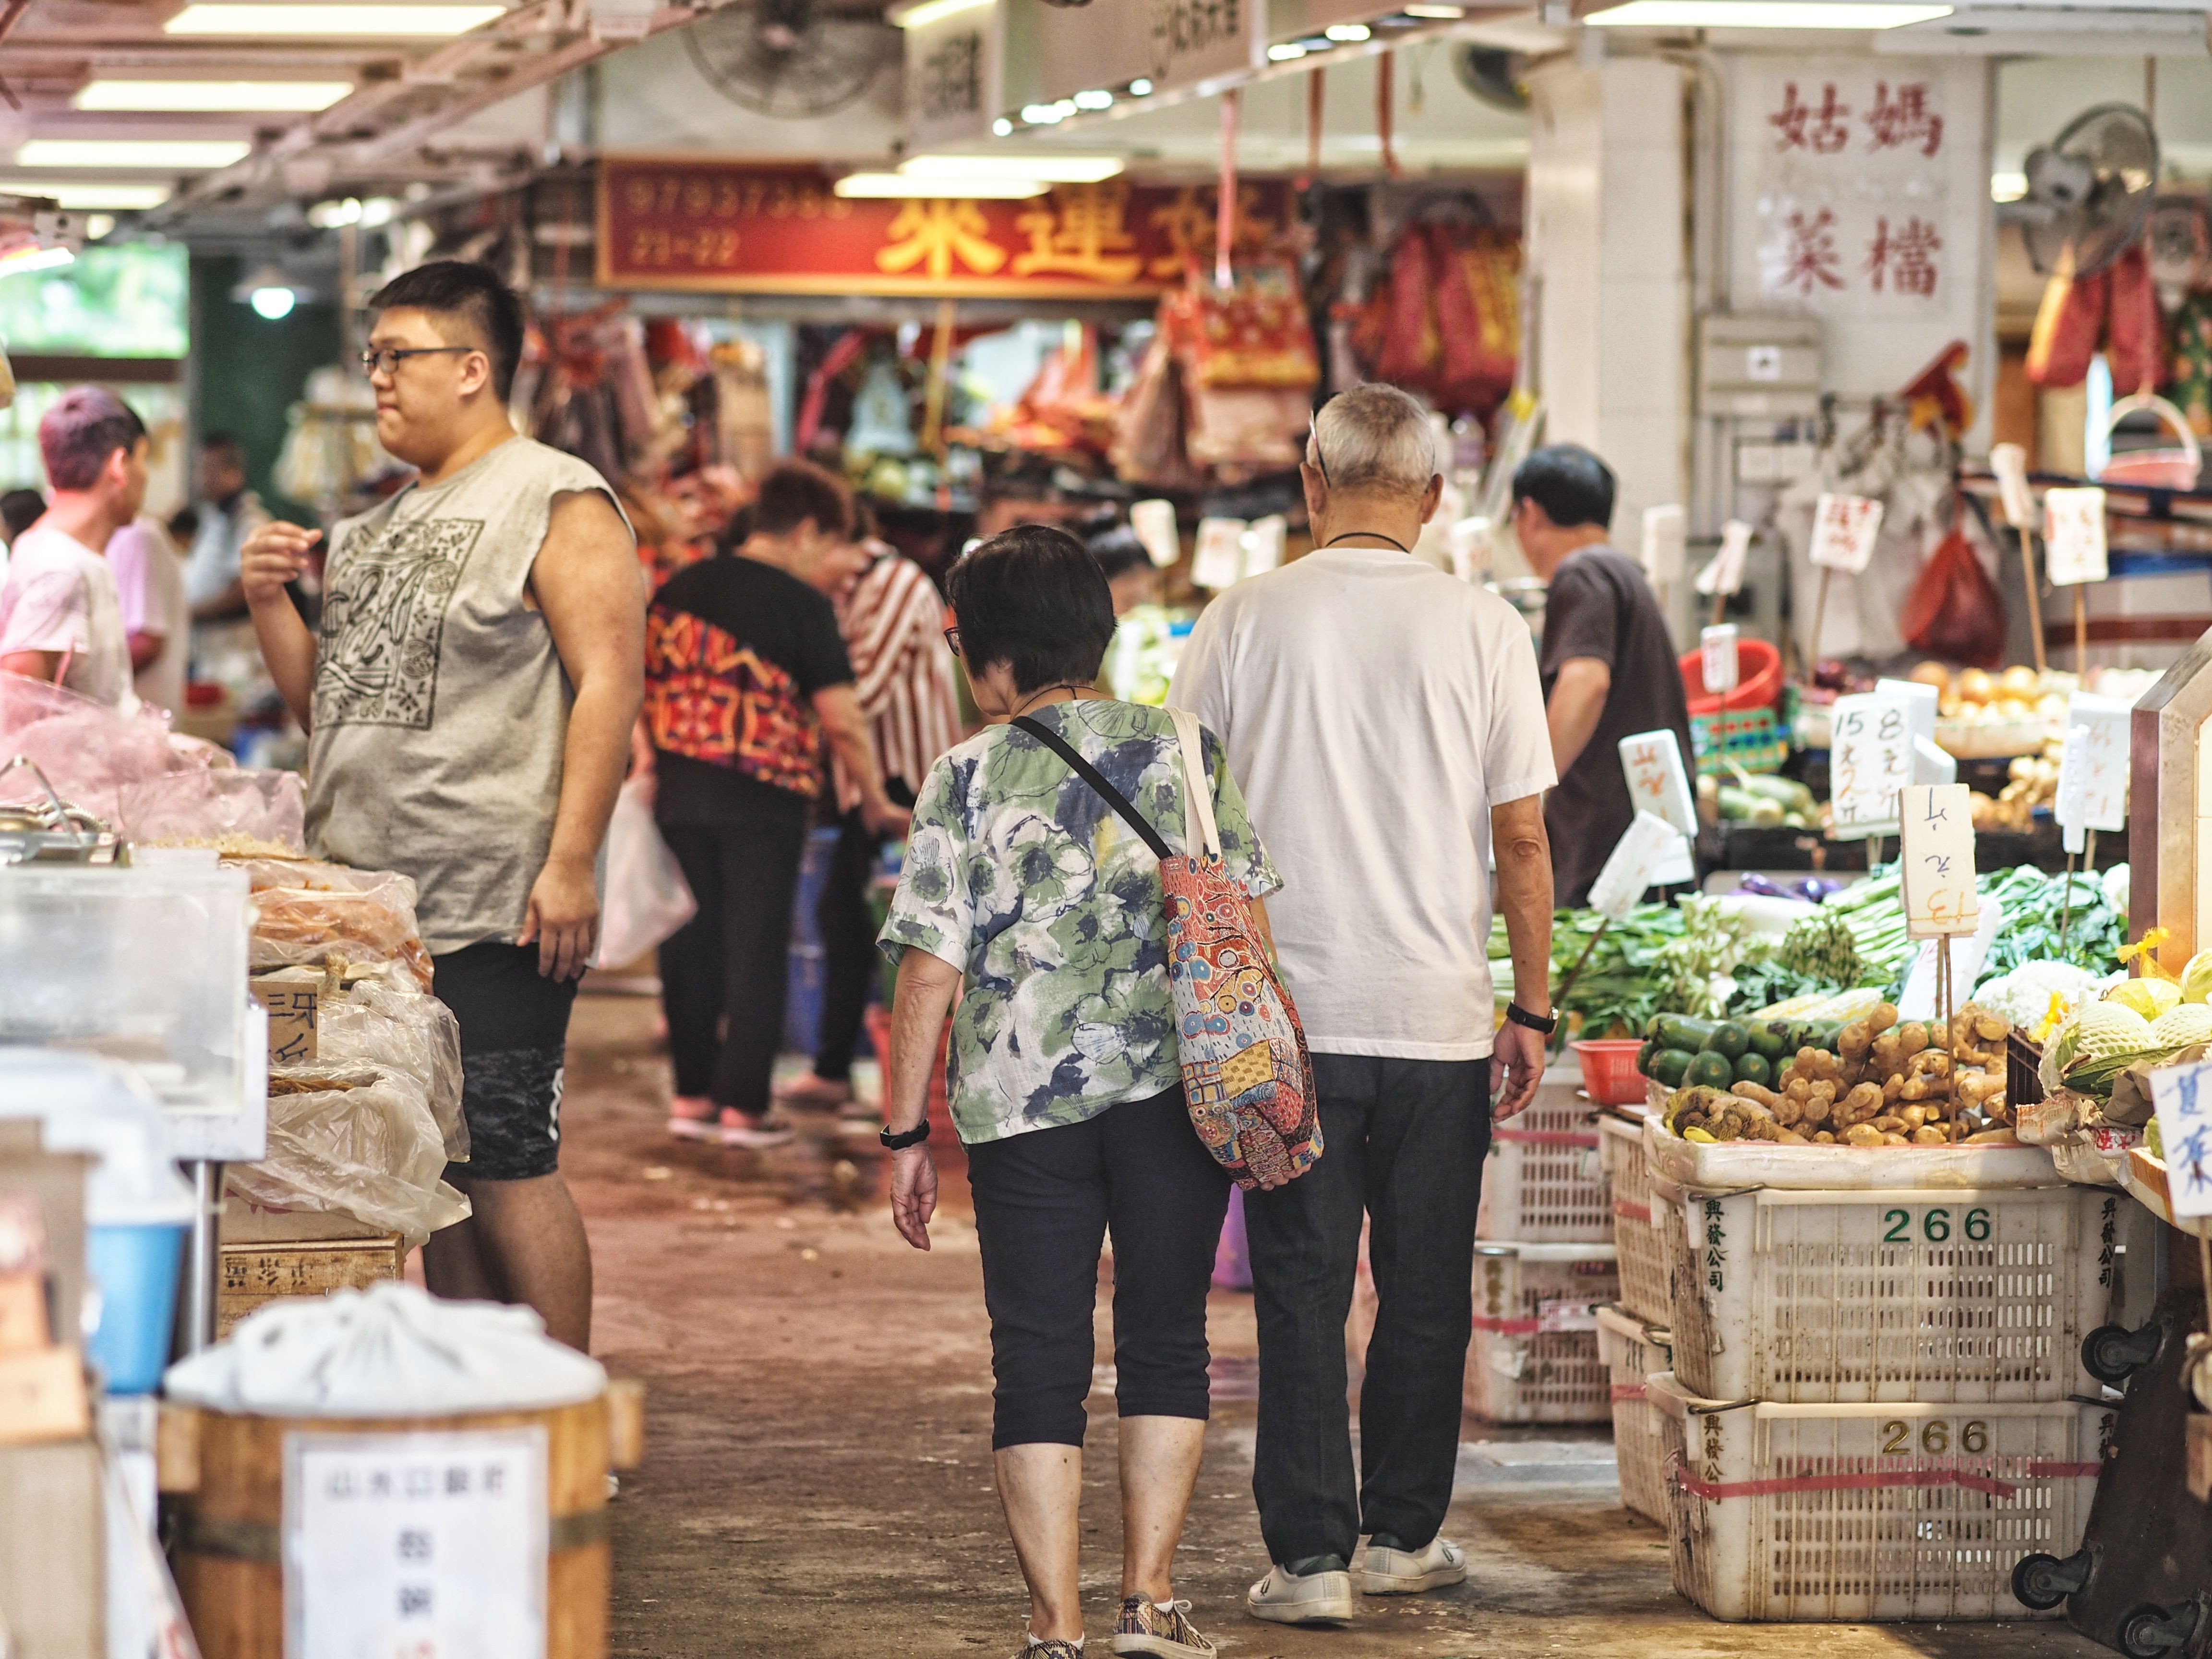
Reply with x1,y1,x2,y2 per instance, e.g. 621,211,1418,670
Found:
560,991,2113,1659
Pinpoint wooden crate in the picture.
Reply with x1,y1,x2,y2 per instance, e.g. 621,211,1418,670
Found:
217,1235,403,1336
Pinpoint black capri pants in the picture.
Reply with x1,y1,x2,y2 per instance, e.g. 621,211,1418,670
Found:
966,1085,1232,1450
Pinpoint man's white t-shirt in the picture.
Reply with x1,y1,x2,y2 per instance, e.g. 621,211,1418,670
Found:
0,522,131,709
1170,545,1556,1060
107,517,188,715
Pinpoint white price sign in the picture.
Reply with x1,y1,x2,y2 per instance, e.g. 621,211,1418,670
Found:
1190,517,1246,590
1694,519,1753,598
2044,487,2109,587
1899,782,1979,938
1641,504,1686,586
1828,692,1914,839
1241,514,1286,577
1875,677,1938,751
1130,498,1181,569
1808,493,1885,575
1587,810,1684,921
1700,625,1739,695
2066,693,2130,834
285,1428,548,1659
1618,728,1697,838
1990,442,2035,531
2151,1060,2212,1221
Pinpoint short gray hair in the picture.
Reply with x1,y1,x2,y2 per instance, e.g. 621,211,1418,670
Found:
1305,383,1436,502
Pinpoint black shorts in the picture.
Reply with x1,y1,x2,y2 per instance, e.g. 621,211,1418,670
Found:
430,942,581,1182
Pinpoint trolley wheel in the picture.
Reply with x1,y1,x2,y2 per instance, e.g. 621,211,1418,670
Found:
2083,1321,2164,1386
2119,1604,2191,1658
2011,1550,2089,1612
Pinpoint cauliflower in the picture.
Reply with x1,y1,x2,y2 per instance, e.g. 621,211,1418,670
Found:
1974,961,2103,1034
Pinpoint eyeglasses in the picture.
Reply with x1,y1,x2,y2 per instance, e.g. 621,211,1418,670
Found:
943,626,962,658
1308,426,1332,488
360,345,475,377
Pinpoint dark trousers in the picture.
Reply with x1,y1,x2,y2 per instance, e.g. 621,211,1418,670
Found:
1245,1054,1492,1564
657,799,809,1117
811,809,880,1083
966,1087,1232,1449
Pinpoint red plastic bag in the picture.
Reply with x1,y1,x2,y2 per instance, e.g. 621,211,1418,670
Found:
2027,262,2108,389
2106,242,2165,396
1900,523,2007,669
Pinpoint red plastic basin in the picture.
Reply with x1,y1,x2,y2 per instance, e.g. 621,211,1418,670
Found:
1680,637,1782,716
1573,1038,1649,1106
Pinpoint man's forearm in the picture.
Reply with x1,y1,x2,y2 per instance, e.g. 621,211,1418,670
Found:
546,671,639,869
887,954,959,1132
1545,660,1611,778
248,596,318,729
192,579,248,623
1495,816,1555,1015
826,720,890,811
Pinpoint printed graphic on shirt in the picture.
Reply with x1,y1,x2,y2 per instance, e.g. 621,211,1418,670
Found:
315,517,485,729
645,606,824,796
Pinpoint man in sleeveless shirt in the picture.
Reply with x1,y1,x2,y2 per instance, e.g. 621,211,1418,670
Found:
243,261,645,1351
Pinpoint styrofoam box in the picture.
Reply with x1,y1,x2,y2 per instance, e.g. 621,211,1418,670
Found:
1465,1241,1620,1425
1643,1114,2061,1191
1659,1178,2119,1404
1596,1303,1673,1525
1479,1072,1611,1242
1598,1113,1669,1324
1650,1371,2112,1622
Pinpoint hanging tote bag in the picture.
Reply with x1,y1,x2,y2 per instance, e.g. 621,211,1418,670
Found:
1012,709,1321,1190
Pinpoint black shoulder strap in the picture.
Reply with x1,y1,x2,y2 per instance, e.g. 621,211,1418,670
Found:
1011,715,1172,860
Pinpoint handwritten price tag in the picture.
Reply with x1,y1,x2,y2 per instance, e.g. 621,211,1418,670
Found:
1808,493,1886,575
1700,625,1739,695
1242,515,1286,577
2044,487,2108,587
1695,519,1753,597
1828,692,1914,839
1190,517,1246,590
1875,676,1938,750
1130,499,1181,569
1617,729,1697,838
1900,782,1978,938
1587,811,1684,921
2067,693,2129,832
2151,1060,2212,1221
1990,442,2035,530
1642,504,1686,585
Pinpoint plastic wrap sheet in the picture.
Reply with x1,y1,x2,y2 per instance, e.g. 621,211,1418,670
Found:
238,863,433,991
317,982,467,1161
227,1064,467,1249
118,767,305,853
0,669,177,821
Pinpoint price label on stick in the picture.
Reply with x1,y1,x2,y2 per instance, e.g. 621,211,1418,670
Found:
1587,811,1684,921
1700,625,1739,695
1641,504,1686,586
1241,514,1286,577
1827,692,1914,839
2151,1060,2212,1222
1130,499,1181,569
1808,493,1885,575
1694,519,1753,598
2067,693,2130,833
1875,677,1938,751
2044,487,2109,587
1990,443,2035,531
1900,782,1979,938
1190,517,1246,590
1617,729,1697,838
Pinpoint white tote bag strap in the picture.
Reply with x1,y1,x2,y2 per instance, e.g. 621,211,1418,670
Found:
1165,706,1222,860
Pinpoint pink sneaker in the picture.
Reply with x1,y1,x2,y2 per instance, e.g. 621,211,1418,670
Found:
669,1097,718,1142
774,1072,855,1108
720,1108,797,1149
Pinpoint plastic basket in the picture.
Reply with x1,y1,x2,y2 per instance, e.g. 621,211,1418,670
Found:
1572,1039,1647,1107
1598,1113,1670,1324
1479,1086,1610,1243
1658,1178,2119,1404
1465,1241,1620,1424
1597,1303,1674,1524
1690,706,1790,779
1651,1371,2112,1622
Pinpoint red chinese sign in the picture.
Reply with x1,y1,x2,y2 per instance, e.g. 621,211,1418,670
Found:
596,157,1291,300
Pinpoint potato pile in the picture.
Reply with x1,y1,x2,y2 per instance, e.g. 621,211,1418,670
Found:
1663,999,2014,1147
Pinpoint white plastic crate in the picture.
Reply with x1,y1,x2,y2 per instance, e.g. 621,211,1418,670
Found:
1650,1371,2112,1622
1479,1076,1610,1242
1465,1241,1619,1424
1598,1112,1669,1323
1659,1178,2118,1404
1597,1303,1673,1524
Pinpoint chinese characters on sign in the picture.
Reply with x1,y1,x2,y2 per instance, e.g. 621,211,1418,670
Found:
1617,729,1696,837
1700,625,1740,696
2055,693,2130,854
1829,692,1914,839
1807,492,1885,575
285,1428,549,1659
1587,811,1686,922
2044,487,2110,587
1899,782,1978,938
2150,1061,2212,1222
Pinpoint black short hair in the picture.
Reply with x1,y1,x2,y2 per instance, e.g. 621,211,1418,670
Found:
1511,443,1617,531
199,432,246,467
1086,523,1151,584
0,490,45,541
947,524,1115,697
366,259,526,401
752,459,854,541
39,387,145,493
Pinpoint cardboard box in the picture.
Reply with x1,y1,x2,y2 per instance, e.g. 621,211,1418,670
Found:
217,1235,403,1336
0,1270,49,1354
249,966,322,1064
0,1123,88,1349
0,1435,105,1659
0,1346,90,1447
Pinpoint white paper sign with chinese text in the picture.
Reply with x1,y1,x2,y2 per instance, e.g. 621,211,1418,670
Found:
1899,782,1978,938
1641,504,1686,586
2065,693,2130,834
1875,676,1937,750
1587,810,1685,921
1240,514,1286,577
2044,487,2109,587
1990,442,2035,530
1827,691,1915,838
285,1427,548,1659
1618,729,1697,838
1700,625,1740,695
1130,498,1180,569
2151,1060,2212,1222
1190,517,1246,590
1808,492,1886,575
1694,519,1754,597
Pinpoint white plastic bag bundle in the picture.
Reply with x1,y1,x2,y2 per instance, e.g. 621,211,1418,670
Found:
226,1065,467,1249
593,775,695,968
317,981,468,1161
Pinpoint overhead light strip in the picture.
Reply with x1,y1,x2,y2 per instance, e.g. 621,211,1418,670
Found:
0,180,174,209
74,80,355,112
164,4,507,38
900,154,1122,182
1584,2,1953,27
886,0,993,27
13,139,253,169
834,173,1046,199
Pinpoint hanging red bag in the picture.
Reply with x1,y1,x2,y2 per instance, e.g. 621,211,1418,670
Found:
2027,258,2108,389
2105,242,2165,396
1900,518,2008,669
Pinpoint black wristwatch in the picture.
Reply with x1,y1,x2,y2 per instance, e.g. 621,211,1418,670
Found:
880,1119,931,1151
1505,1002,1559,1036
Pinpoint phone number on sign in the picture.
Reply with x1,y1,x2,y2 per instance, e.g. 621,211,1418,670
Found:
619,174,853,224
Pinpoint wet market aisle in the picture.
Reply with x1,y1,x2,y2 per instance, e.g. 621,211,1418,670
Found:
558,992,2108,1659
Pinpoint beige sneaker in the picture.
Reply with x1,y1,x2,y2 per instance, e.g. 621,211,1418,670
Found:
1111,1596,1215,1657
1361,1535,1467,1595
1246,1563,1356,1626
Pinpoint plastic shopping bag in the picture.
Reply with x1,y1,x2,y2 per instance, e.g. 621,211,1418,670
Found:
593,776,696,968
1900,522,2007,669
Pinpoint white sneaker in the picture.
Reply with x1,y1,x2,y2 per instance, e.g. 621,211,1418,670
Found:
719,1109,797,1149
1360,1536,1467,1595
1246,1563,1356,1626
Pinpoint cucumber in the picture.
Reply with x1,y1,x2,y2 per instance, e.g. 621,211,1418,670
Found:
1636,1038,1658,1074
1657,1015,1719,1053
1745,1023,1788,1060
1704,1021,1751,1061
1742,776,1816,813
1733,1051,1773,1088
1685,1050,1735,1090
1649,1048,1695,1087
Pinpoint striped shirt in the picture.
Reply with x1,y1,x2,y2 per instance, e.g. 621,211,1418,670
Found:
834,548,964,811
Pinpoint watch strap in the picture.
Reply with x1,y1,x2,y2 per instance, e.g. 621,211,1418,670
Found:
880,1118,930,1150
1505,1002,1559,1036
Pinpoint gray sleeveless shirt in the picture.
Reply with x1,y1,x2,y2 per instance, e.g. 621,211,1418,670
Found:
303,436,632,953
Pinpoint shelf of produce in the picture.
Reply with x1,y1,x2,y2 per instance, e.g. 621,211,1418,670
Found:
2119,1148,2212,1239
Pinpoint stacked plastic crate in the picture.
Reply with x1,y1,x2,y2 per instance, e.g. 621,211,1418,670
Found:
1595,1105,1671,1517
1643,1124,2122,1623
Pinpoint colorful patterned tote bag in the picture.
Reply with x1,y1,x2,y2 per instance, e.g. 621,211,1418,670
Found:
1013,708,1321,1190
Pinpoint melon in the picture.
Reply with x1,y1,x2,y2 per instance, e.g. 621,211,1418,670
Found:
2107,977,2181,1022
2150,1003,2212,1047
2181,949,2212,1006
2070,1000,2155,1060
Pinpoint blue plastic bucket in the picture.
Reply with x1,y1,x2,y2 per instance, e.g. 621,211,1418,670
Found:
86,1221,188,1394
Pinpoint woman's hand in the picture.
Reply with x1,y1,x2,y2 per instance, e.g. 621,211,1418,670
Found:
890,1145,938,1250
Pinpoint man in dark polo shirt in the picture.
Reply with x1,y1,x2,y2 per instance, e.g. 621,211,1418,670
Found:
1513,444,1694,906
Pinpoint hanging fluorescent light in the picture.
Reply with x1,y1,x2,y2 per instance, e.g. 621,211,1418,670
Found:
74,79,353,112
165,4,505,37
1072,89,1114,110
0,245,75,278
901,153,1122,182
834,172,1046,199
1325,22,1371,39
0,180,171,210
1268,40,1309,59
13,139,252,168
1020,103,1066,124
1400,4,1466,15
886,0,992,25
1584,2,1951,26
991,118,1014,136
1128,79,1153,95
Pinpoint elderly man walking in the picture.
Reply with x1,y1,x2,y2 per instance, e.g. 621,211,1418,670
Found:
1169,382,1558,1627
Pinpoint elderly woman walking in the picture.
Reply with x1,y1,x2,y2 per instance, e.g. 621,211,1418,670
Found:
877,525,1279,1659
